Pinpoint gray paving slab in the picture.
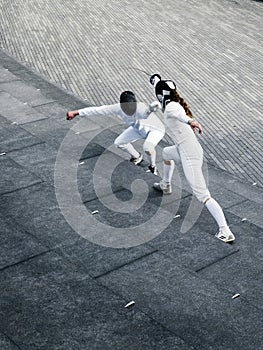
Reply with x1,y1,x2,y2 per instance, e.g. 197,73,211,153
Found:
77,147,166,203
77,154,124,203
30,158,56,184
33,101,71,124
57,128,120,162
6,142,57,166
198,220,263,311
79,142,107,161
0,80,54,107
0,214,48,270
207,165,263,205
226,199,263,228
0,156,42,195
81,163,188,218
149,226,239,272
0,91,47,124
33,101,102,133
0,122,43,153
0,183,78,247
5,142,58,184
0,67,19,84
55,238,156,278
0,332,20,350
0,251,191,350
21,118,71,149
98,251,263,350
0,114,10,125
84,188,162,228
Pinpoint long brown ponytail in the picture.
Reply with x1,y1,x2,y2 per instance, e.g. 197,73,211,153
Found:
170,90,194,118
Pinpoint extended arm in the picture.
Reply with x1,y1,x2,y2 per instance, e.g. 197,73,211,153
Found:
66,104,119,120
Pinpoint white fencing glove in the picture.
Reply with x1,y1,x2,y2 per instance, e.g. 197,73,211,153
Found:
149,101,162,112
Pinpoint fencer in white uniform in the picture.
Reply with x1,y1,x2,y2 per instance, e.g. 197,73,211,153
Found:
150,74,235,243
66,91,165,174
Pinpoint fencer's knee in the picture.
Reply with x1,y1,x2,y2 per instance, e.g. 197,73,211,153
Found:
195,193,211,204
162,147,171,161
203,197,211,205
143,142,154,155
114,138,124,149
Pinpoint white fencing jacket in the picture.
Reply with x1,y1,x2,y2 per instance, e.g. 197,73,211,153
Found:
164,101,202,155
79,102,165,137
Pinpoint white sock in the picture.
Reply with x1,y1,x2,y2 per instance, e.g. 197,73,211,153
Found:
205,198,228,228
163,161,175,183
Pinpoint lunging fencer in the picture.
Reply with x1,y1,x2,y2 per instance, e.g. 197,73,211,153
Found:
150,74,235,243
66,91,165,175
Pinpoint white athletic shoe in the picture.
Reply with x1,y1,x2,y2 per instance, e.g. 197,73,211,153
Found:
215,226,235,243
146,165,158,176
153,180,172,195
130,153,143,165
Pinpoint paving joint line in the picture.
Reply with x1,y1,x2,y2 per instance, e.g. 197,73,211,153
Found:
0,250,52,273
2,140,46,154
94,249,159,279
0,180,44,198
195,249,240,273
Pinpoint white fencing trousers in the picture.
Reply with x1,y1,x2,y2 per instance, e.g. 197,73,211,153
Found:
114,126,164,155
162,144,211,203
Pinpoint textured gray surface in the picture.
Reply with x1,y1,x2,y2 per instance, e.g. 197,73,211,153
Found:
1,0,262,185
0,91,47,124
0,157,42,195
0,252,191,350
198,220,263,310
98,252,263,350
0,214,48,270
0,122,43,153
0,4,263,347
55,239,157,278
0,333,20,350
0,183,78,247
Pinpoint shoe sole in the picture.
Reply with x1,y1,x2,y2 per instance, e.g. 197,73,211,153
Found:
131,157,143,165
153,185,172,195
163,191,172,195
216,235,235,243
225,236,235,243
146,170,159,176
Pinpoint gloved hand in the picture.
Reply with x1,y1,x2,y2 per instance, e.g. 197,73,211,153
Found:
66,110,79,120
188,120,203,134
149,101,161,112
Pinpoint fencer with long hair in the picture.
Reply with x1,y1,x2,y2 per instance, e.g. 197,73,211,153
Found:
150,74,235,243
